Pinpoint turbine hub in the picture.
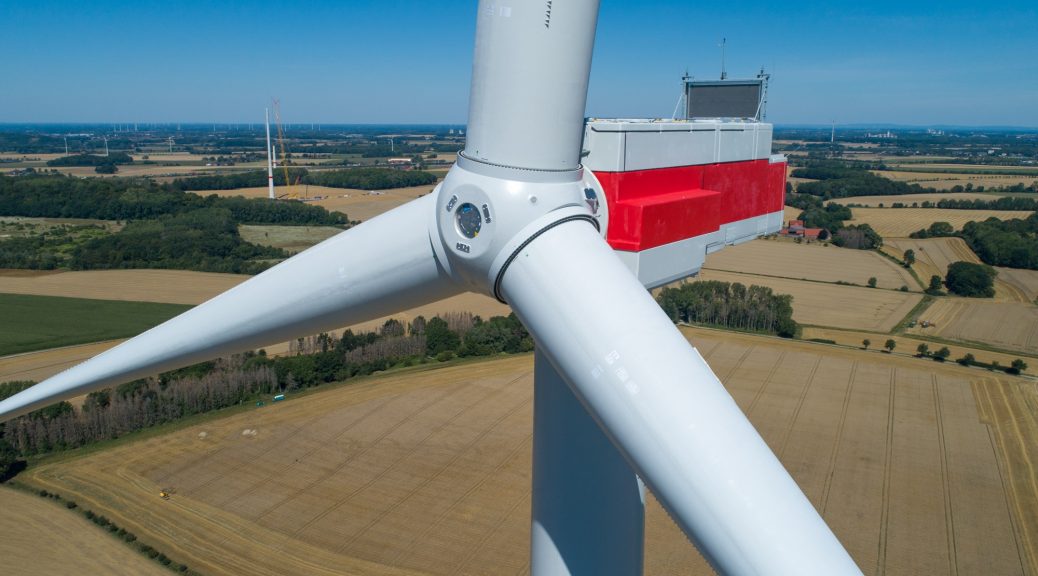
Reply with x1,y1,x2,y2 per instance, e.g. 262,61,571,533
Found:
431,156,606,300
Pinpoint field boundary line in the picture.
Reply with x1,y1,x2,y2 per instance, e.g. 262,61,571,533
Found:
933,374,958,576
876,366,896,576
747,350,785,414
821,361,856,515
778,355,820,458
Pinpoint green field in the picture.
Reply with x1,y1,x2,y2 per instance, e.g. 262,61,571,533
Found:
0,293,191,356
237,224,342,253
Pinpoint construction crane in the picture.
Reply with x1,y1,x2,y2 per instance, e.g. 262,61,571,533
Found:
272,99,300,200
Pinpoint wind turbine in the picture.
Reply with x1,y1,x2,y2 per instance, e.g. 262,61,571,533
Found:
0,2,860,574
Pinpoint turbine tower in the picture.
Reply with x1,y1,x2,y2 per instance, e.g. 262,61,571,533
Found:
0,2,860,574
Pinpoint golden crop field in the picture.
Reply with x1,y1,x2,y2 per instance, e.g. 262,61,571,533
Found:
883,237,1038,303
995,266,1038,303
831,192,1006,207
197,184,435,222
868,170,1036,191
704,239,918,290
848,208,1028,238
0,487,169,576
694,270,922,332
908,299,1038,355
884,237,980,279
0,269,247,305
20,328,1036,575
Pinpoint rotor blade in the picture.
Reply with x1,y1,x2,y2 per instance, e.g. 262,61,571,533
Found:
0,194,458,422
499,219,861,575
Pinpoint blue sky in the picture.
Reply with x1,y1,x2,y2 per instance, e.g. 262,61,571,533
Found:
1,0,1035,126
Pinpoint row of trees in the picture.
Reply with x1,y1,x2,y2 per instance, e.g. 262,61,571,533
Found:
792,162,937,198
0,173,348,225
172,167,437,193
0,312,532,460
69,207,288,274
46,153,134,167
656,281,798,337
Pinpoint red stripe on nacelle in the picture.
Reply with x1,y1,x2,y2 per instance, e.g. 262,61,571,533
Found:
595,158,785,252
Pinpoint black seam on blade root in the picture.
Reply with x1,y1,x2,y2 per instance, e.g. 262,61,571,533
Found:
492,214,601,304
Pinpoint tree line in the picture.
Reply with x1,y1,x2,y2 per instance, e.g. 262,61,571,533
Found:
0,173,348,225
172,167,437,193
656,280,799,338
46,152,134,167
792,162,937,198
0,312,532,464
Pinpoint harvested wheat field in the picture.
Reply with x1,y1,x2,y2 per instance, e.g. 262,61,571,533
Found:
995,267,1038,303
884,238,1035,302
19,328,1036,575
196,184,436,221
832,192,1006,207
693,270,922,332
867,171,1036,191
0,486,169,576
907,299,1038,356
885,237,981,277
0,269,247,305
848,208,1028,238
704,239,918,290
0,340,127,384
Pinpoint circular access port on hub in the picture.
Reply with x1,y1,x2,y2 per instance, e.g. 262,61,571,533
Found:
455,202,482,238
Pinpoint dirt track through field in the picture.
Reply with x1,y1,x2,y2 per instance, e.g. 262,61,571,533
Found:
20,328,1036,575
0,486,169,576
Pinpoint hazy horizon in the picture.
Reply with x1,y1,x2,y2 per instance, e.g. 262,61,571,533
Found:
2,1,1036,126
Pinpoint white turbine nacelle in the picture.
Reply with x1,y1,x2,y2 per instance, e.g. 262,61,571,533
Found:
0,2,862,575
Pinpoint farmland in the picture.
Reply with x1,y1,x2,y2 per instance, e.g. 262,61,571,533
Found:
0,487,169,576
831,192,1006,207
0,268,509,382
883,237,1038,302
196,184,435,222
907,299,1038,355
0,269,247,305
847,208,1028,237
18,327,1036,575
0,293,190,356
238,224,343,254
694,270,923,332
869,170,1036,191
704,239,918,290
